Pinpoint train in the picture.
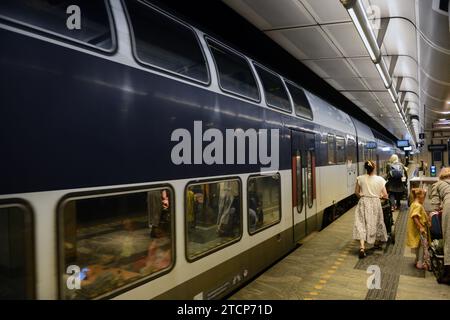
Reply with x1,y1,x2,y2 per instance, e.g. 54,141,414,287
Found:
0,0,402,300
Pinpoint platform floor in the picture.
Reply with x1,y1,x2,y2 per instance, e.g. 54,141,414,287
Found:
230,204,450,300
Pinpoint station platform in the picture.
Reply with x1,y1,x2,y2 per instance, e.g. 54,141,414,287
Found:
230,204,450,300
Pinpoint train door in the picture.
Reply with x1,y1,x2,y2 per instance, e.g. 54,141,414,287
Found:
291,130,317,242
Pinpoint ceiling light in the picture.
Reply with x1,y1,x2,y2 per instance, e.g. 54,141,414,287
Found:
388,86,398,103
375,60,391,88
342,0,381,63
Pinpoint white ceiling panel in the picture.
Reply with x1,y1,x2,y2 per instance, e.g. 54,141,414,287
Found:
303,58,357,78
266,26,342,59
367,0,416,24
386,55,419,79
326,77,368,90
300,0,351,23
301,60,331,78
322,22,370,57
397,77,419,93
347,57,380,78
382,18,417,60
362,77,387,91
224,0,316,30
346,91,378,104
373,91,394,107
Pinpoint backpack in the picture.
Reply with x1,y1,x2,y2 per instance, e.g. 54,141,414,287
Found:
389,163,404,179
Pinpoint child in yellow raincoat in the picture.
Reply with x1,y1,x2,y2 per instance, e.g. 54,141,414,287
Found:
406,188,431,270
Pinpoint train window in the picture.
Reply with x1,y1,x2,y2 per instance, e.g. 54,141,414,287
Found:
286,82,313,120
336,136,346,164
359,142,365,162
0,202,34,299
248,174,281,234
207,40,259,101
124,0,209,84
347,136,357,163
186,179,241,261
254,65,291,112
59,187,174,299
296,153,303,213
0,0,115,51
327,134,336,165
307,151,315,208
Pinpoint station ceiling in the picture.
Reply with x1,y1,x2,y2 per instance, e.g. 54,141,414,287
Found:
222,0,450,144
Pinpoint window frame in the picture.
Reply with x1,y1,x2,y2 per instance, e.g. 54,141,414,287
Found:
56,184,176,300
0,0,117,54
205,36,261,103
122,0,211,86
247,173,282,236
184,176,243,263
284,80,314,120
0,198,36,300
252,63,292,113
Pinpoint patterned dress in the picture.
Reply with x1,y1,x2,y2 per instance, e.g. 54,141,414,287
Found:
430,179,450,266
353,175,388,244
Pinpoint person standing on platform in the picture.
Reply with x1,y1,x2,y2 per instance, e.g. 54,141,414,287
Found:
430,168,450,283
353,160,389,258
386,154,407,211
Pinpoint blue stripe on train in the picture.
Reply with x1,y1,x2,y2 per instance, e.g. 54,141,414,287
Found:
0,28,316,195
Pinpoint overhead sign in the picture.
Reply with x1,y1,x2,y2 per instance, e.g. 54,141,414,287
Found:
397,140,409,148
428,144,447,152
403,146,412,151
365,141,377,149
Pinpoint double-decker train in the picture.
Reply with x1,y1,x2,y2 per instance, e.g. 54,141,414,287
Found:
0,0,401,299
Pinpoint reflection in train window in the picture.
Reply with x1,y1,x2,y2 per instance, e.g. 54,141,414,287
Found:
186,179,241,261
0,203,34,300
207,40,259,101
0,0,115,51
248,174,281,234
254,65,291,112
336,136,346,164
286,82,313,120
124,0,209,83
59,188,174,299
327,134,336,165
347,136,357,163
295,153,303,213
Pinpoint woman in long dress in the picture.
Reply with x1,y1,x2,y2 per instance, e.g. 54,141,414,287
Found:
430,167,450,283
353,160,389,258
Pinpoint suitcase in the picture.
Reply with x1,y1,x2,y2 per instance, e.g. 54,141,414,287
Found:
381,199,395,244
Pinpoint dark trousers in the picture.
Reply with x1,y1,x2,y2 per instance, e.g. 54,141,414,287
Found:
389,192,403,208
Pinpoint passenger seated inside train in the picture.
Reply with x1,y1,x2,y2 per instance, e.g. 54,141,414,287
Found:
61,189,173,300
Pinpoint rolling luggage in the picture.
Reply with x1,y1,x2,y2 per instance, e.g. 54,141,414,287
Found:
381,199,395,244
429,239,447,284
429,211,443,240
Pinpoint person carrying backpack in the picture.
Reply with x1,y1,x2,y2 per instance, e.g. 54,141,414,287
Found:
386,154,407,211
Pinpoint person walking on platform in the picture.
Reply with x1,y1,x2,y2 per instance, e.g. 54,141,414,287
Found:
386,154,407,211
430,168,450,283
406,188,431,270
353,160,389,258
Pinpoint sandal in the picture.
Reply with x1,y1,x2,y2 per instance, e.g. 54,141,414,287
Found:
359,248,366,259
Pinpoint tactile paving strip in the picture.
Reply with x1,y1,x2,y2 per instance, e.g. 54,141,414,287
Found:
354,203,425,300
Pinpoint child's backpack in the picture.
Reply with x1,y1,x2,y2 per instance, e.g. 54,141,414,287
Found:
429,211,443,240
389,163,404,179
